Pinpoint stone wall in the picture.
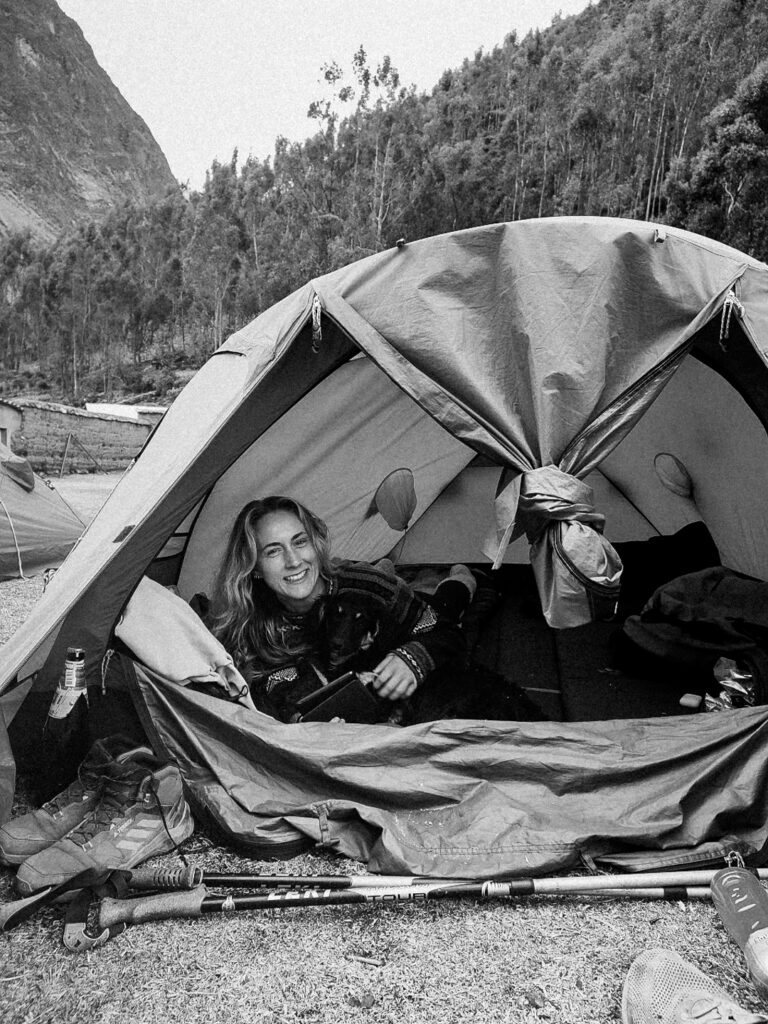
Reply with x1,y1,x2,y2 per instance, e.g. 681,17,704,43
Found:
7,401,151,473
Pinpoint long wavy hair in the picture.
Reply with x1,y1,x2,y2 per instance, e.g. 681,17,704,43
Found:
211,496,334,676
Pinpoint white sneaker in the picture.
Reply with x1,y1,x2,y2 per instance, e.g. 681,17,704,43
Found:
622,948,767,1023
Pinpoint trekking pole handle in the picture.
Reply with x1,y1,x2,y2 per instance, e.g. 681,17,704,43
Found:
99,884,209,928
123,864,203,891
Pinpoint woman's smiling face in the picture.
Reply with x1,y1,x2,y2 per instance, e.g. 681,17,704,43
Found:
253,510,325,612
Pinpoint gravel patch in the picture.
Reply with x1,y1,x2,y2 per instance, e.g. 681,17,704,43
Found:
0,575,45,645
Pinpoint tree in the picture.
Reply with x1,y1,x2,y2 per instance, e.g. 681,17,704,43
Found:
183,199,242,353
666,59,768,259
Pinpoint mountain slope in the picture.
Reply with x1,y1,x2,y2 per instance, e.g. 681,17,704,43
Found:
0,0,177,242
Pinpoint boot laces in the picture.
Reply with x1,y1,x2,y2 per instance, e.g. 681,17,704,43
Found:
41,760,101,814
42,780,87,815
68,768,183,852
68,774,148,845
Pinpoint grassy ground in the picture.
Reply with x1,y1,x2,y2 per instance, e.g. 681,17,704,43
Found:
1,475,766,1023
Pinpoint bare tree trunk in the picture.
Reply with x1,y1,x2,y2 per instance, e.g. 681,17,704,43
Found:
375,133,393,248
677,71,708,159
71,326,77,397
645,85,668,221
538,123,549,218
214,290,224,350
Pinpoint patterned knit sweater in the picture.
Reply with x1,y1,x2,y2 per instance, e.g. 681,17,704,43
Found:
249,561,466,722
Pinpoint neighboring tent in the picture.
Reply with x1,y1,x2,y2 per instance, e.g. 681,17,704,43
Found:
2,217,768,876
0,442,84,581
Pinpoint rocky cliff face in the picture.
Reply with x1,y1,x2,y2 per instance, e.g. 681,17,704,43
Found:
0,0,178,242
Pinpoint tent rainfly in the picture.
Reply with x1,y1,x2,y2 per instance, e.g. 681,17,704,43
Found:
2,217,768,878
0,443,84,582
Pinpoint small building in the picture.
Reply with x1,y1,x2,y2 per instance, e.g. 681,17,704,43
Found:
85,402,167,426
0,398,154,473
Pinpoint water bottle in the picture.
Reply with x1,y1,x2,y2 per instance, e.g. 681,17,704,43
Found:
43,647,91,792
711,867,768,1002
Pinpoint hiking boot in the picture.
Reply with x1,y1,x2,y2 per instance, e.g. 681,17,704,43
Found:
622,948,768,1023
14,751,194,895
0,738,153,866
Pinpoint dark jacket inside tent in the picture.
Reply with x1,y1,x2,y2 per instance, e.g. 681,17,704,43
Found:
3,217,768,877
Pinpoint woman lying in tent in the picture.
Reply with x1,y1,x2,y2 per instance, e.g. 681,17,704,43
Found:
209,495,547,725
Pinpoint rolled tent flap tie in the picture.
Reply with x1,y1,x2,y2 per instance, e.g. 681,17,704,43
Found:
484,465,622,629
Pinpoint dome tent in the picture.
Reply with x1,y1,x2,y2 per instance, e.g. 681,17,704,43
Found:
0,442,83,582
2,217,768,877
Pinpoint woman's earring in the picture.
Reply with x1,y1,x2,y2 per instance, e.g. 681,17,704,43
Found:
253,571,262,580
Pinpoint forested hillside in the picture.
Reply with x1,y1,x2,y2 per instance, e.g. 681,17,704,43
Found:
2,0,767,404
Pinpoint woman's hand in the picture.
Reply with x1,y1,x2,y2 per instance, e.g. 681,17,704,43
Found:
368,653,417,701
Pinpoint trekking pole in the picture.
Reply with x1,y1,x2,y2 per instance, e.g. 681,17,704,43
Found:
117,864,768,894
103,880,709,925
5,864,752,938
61,876,714,951
116,865,462,891
94,880,710,930
58,876,708,946
489,867,767,896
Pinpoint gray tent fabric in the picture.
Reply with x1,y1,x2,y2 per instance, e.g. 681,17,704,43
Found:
2,218,765,691
504,466,622,626
133,665,768,877
0,442,83,581
2,451,35,492
114,577,255,706
3,218,768,870
313,220,746,624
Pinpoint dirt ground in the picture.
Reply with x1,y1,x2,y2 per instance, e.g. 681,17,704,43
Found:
47,470,125,523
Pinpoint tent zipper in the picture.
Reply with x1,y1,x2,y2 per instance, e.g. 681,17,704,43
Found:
551,522,621,626
551,523,618,596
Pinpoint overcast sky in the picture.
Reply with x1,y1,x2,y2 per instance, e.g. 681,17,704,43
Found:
57,1,592,190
